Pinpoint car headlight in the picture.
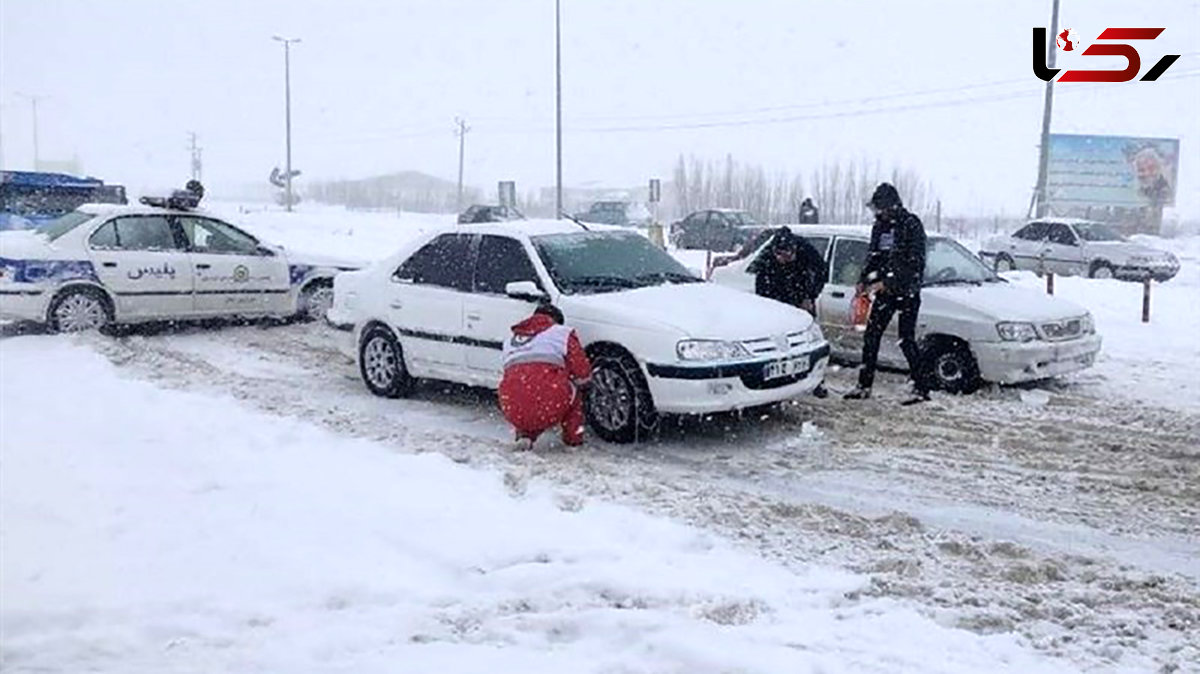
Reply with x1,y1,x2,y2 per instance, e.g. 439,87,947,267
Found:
1081,313,1095,334
797,322,824,345
997,322,1038,342
676,339,751,361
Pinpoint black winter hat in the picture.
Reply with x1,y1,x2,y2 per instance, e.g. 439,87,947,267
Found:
769,226,798,252
534,302,565,324
868,182,902,210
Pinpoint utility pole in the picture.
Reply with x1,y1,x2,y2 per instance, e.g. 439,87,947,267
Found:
454,117,470,212
555,0,563,219
1032,0,1061,218
188,132,203,182
273,36,301,212
15,93,44,169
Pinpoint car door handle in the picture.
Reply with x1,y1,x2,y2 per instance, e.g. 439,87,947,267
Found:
196,263,212,269
101,261,117,268
389,301,403,310
831,291,846,298
466,312,482,321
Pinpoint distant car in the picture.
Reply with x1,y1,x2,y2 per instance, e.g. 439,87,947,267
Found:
979,219,1179,281
711,225,1102,393
670,209,761,252
0,202,357,331
327,220,829,443
574,201,651,228
458,204,525,224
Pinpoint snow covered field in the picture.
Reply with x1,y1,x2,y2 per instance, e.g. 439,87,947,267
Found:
3,204,1198,672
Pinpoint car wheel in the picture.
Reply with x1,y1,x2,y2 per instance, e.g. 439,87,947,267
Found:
298,280,334,322
922,339,981,394
1089,261,1115,279
49,287,113,333
359,325,412,398
586,351,658,444
994,254,1015,273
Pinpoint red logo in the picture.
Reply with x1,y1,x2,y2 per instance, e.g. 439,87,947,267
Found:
1033,27,1180,82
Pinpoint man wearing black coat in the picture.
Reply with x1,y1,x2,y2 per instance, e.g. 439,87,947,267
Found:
754,227,830,397
844,183,929,404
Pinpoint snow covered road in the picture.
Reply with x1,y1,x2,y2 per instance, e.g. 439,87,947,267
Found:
4,318,1193,671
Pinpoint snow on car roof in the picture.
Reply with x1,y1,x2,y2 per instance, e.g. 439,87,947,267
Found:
76,202,210,217
782,223,951,240
452,218,631,238
1028,217,1104,226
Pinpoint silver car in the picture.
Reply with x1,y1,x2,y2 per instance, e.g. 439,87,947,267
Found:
979,219,1179,281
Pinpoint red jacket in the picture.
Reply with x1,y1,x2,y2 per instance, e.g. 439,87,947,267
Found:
502,314,591,385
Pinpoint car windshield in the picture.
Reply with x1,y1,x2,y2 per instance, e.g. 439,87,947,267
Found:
40,211,97,241
533,231,702,294
1073,222,1125,242
924,237,1000,286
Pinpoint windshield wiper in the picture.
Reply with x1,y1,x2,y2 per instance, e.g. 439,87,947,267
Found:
566,275,639,289
924,278,983,287
635,271,703,285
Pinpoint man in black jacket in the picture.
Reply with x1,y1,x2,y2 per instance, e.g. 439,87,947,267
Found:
755,227,830,398
844,183,929,404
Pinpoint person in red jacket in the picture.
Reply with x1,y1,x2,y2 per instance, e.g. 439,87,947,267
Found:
499,303,592,450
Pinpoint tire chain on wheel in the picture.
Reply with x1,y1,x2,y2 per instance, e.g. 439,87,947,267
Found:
587,353,658,444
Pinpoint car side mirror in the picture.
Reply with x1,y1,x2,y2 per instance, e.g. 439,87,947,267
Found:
687,266,705,279
505,281,545,301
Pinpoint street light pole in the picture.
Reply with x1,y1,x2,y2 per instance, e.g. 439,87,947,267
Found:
555,0,563,219
273,36,301,212
1032,0,1060,219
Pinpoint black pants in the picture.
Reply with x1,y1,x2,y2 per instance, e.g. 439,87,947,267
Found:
858,290,923,391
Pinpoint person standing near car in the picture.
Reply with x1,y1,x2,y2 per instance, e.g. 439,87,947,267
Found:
754,227,830,398
844,183,929,405
499,303,592,450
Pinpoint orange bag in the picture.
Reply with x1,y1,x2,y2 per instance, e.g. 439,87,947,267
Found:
852,293,872,331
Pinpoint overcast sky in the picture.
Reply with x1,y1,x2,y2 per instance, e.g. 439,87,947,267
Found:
2,0,1197,217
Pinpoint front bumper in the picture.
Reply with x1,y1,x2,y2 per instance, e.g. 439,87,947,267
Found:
0,288,49,322
973,334,1102,385
1115,264,1179,281
645,343,830,414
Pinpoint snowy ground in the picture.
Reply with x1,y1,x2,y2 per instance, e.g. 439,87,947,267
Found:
2,204,1198,673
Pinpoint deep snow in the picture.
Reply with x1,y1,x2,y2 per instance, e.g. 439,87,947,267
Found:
0,339,1076,673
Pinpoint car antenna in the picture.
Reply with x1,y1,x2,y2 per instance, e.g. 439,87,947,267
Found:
559,210,590,231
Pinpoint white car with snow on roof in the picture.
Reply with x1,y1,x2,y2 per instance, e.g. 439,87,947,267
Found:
327,220,830,443
0,200,357,331
978,218,1180,281
710,225,1102,392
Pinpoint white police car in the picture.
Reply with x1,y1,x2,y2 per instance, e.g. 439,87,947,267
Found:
0,195,356,331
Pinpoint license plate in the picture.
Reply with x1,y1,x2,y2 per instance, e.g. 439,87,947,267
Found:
763,356,809,381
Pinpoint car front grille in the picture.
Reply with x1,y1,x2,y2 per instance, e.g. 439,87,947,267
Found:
741,331,810,356
1039,318,1084,341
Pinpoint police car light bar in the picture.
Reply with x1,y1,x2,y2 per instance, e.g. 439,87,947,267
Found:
139,182,204,211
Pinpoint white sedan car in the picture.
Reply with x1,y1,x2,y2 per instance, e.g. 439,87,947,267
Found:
0,203,356,331
711,225,1102,392
979,218,1179,281
328,220,830,444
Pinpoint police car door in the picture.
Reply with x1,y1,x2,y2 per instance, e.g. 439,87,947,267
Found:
463,235,547,387
178,216,290,315
86,215,194,318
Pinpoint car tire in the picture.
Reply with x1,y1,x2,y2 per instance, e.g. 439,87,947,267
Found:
1088,260,1115,279
298,280,334,322
922,339,981,395
586,351,658,444
48,287,113,333
994,254,1015,273
359,325,413,398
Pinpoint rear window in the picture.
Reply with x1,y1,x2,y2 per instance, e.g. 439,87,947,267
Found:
42,211,97,240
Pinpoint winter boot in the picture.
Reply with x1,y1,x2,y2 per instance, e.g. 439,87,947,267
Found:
812,383,829,399
513,432,536,452
900,383,931,406
843,386,871,400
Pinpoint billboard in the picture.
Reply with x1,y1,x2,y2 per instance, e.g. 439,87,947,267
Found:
1046,134,1180,209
